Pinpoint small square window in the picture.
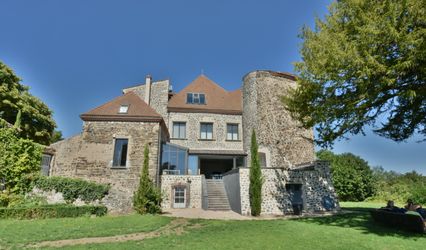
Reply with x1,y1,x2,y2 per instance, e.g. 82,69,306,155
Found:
119,105,129,114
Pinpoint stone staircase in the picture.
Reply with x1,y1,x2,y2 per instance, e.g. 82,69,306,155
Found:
205,179,231,211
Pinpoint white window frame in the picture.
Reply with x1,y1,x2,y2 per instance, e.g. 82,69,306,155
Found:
200,123,213,140
173,187,186,208
118,105,129,114
187,93,206,104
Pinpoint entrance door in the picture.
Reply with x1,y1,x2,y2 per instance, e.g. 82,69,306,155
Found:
286,184,303,204
173,187,186,208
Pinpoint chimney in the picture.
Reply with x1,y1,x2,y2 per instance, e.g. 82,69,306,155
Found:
144,74,152,105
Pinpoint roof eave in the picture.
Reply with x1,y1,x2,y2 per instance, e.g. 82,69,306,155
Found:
80,114,163,122
167,107,242,115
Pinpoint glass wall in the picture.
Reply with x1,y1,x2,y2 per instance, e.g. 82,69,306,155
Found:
161,143,187,175
188,155,199,175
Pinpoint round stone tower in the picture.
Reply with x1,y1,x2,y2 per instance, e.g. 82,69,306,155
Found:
242,70,315,169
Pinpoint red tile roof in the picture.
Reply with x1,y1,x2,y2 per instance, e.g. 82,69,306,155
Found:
80,91,163,122
167,75,242,115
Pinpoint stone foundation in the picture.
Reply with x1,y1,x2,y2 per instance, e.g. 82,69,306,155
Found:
161,175,202,209
239,161,339,215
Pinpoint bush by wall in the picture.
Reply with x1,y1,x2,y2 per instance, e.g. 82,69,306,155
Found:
33,176,110,203
0,127,43,193
249,130,263,216
133,144,162,214
317,150,375,201
0,204,107,219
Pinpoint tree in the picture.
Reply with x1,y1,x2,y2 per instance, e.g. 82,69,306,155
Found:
317,150,375,201
371,166,426,204
284,0,426,147
0,61,56,145
50,130,63,144
133,144,162,214
249,130,263,216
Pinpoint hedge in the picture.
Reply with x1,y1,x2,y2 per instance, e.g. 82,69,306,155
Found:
33,176,110,203
0,204,107,219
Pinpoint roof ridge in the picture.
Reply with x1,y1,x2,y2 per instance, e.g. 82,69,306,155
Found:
83,92,136,115
81,91,162,121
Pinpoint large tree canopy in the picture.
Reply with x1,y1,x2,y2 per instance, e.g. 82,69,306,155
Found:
0,61,56,145
285,0,426,147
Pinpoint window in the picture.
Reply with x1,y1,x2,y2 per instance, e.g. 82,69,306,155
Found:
226,124,239,140
113,139,128,167
41,154,52,176
258,152,267,168
173,187,186,208
172,122,186,139
188,155,199,175
119,105,129,113
200,123,213,140
186,93,206,104
161,143,187,175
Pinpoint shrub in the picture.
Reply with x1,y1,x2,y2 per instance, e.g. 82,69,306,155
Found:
411,187,426,206
249,130,263,216
0,127,43,193
370,167,426,205
0,204,107,219
133,144,162,214
317,150,375,201
33,176,110,203
0,191,24,207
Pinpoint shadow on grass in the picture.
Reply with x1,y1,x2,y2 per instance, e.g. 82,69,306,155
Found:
294,210,425,239
340,206,378,213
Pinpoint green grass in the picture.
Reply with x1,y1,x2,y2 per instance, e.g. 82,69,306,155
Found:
340,201,384,212
1,202,425,250
0,214,171,248
57,213,426,250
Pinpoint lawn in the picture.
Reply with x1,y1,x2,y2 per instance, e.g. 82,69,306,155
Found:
0,214,171,248
1,202,425,249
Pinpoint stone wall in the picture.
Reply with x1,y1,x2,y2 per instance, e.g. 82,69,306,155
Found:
223,169,241,213
239,161,340,215
49,121,164,213
161,175,202,209
242,71,315,169
168,112,243,151
123,80,170,124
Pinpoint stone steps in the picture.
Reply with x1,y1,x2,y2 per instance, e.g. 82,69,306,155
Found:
205,179,231,211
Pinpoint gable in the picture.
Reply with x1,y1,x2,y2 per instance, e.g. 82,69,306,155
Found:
167,75,242,114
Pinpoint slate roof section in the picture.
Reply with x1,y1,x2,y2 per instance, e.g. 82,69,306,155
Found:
80,91,163,122
167,75,242,115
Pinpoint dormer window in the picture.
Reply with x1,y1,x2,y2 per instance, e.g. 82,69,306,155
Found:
187,93,205,104
119,105,129,114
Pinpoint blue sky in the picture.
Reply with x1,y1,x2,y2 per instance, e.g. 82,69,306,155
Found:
1,0,424,174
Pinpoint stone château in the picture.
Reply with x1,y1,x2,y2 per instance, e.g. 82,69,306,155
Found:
44,70,340,215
